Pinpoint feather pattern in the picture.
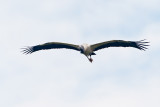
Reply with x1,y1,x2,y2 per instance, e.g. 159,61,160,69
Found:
22,42,80,54
21,39,149,63
91,40,149,51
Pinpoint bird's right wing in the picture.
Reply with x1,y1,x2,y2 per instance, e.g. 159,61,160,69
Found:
22,42,80,54
91,40,149,52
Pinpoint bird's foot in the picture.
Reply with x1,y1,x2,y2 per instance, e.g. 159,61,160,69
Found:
89,58,93,63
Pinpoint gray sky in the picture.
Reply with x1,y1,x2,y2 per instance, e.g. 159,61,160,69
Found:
0,0,160,107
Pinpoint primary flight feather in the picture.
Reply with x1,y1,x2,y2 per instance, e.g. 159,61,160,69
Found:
22,40,149,63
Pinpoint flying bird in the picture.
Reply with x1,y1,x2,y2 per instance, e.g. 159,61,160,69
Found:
22,40,149,63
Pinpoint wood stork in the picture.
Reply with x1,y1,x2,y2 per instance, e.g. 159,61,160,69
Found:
22,39,149,63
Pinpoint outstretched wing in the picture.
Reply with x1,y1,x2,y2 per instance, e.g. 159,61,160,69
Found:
91,40,149,52
22,42,80,54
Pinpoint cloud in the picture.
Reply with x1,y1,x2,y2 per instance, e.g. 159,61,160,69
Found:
0,0,160,107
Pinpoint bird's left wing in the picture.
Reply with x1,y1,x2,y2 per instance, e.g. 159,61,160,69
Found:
91,40,149,52
22,42,80,54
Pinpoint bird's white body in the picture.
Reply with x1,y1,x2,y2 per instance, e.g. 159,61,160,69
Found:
80,43,93,56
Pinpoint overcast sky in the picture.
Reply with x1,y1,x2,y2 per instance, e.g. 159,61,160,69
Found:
0,0,160,107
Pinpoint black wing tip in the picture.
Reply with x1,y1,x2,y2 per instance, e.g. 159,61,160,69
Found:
136,39,150,51
21,46,34,54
